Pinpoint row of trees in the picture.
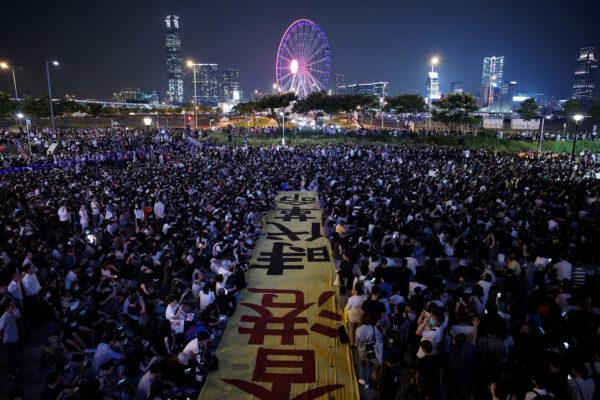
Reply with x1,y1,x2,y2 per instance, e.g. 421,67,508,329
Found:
0,91,218,119
233,91,481,129
518,97,600,124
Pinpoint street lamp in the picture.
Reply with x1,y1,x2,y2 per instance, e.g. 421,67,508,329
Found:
280,111,286,146
571,114,584,168
45,60,59,135
209,118,214,131
143,117,153,131
16,113,32,156
186,59,198,129
0,61,18,98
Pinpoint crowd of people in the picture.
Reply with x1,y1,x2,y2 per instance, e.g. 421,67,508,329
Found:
0,127,599,400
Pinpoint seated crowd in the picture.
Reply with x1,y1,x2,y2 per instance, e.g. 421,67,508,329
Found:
0,127,599,400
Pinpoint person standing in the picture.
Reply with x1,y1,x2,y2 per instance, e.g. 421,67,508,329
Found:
0,301,21,380
355,315,383,389
346,282,366,346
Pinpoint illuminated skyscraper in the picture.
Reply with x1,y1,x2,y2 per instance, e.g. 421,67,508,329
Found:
572,47,597,107
165,15,184,104
220,68,240,102
481,56,504,106
334,73,346,93
192,63,220,105
426,57,441,102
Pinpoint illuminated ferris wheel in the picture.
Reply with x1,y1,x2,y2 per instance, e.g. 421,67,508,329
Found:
275,19,331,98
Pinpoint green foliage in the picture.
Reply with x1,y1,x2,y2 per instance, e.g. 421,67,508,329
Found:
253,93,297,127
86,102,104,117
431,93,480,130
563,98,580,117
22,94,50,118
517,98,539,121
233,101,258,116
55,97,84,116
0,91,16,118
385,94,426,115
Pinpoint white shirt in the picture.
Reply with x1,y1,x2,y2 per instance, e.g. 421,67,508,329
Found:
199,291,216,311
345,295,366,323
165,303,183,321
182,338,200,359
21,272,41,296
555,260,573,281
58,207,70,222
8,280,23,301
154,201,165,218
65,270,78,290
405,257,418,276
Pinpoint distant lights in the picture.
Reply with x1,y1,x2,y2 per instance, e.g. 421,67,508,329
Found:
573,114,584,123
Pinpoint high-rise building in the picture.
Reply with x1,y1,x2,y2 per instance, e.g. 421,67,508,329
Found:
220,68,240,102
481,56,504,106
192,63,220,105
450,81,464,94
337,82,388,98
165,15,184,104
572,47,598,107
426,72,441,102
334,73,346,93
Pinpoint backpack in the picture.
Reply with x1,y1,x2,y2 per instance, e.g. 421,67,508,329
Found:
362,326,377,361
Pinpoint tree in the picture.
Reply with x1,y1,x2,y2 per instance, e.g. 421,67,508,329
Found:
254,93,297,127
233,101,259,127
0,91,16,118
563,98,580,117
431,93,480,131
385,94,426,116
55,97,83,116
22,94,50,118
86,102,104,117
517,98,539,121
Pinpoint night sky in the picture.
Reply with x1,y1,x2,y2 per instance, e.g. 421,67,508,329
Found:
1,0,599,100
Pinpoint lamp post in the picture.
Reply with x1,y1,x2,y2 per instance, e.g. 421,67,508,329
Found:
45,60,59,135
209,118,214,131
17,113,32,156
143,117,153,132
571,114,584,169
280,111,286,146
186,60,199,129
0,62,18,99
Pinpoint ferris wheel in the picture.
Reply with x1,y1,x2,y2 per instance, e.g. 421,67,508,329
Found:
276,19,331,98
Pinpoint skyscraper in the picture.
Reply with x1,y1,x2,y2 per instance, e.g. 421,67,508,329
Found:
220,68,240,102
450,81,464,94
337,82,388,98
572,47,598,107
165,15,184,104
193,63,220,105
426,72,441,102
481,56,504,106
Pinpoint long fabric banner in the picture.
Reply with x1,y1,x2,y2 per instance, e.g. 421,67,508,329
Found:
199,191,359,400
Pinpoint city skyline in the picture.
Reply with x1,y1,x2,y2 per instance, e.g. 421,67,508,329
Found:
1,0,599,101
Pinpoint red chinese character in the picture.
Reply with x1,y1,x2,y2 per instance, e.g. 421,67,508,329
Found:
223,347,344,400
310,291,342,338
239,289,313,345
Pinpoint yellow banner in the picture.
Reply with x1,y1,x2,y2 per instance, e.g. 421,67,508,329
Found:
199,191,359,400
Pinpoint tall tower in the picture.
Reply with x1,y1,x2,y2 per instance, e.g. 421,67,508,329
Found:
481,56,504,107
165,15,184,104
426,56,441,102
572,47,598,108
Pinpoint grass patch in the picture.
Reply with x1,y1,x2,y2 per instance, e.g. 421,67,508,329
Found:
199,131,600,153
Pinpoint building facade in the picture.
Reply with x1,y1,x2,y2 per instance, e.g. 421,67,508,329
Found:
450,81,464,94
572,47,598,108
191,63,220,105
481,56,504,107
221,68,240,102
426,72,441,102
337,82,388,98
165,15,184,104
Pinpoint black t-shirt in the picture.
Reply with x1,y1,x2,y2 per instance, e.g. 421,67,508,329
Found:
362,299,386,323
